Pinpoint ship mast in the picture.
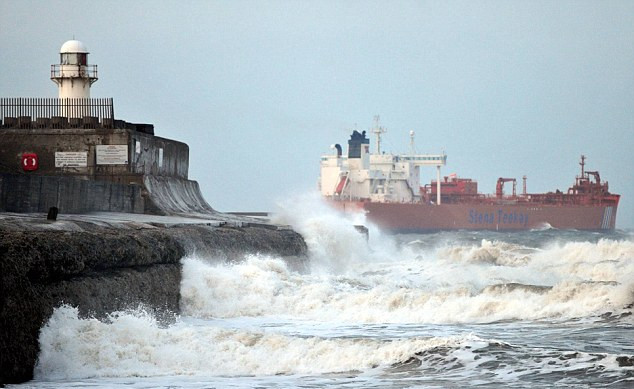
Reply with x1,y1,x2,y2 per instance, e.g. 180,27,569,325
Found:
580,154,586,177
371,115,387,154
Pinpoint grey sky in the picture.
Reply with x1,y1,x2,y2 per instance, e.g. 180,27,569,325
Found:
1,0,633,228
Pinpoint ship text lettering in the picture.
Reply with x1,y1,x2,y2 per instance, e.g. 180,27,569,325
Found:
469,209,528,227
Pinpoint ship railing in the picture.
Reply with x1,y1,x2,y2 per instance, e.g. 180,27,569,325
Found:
420,191,618,206
519,193,618,206
0,98,115,129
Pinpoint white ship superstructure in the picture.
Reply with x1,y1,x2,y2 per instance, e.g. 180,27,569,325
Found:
319,119,447,204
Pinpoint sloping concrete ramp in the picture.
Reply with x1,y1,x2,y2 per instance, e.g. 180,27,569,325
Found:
143,175,216,215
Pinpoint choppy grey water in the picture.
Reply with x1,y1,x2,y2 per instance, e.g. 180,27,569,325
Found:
11,203,634,388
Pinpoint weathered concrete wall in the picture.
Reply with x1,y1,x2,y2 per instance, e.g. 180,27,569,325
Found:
0,127,130,177
0,174,145,214
0,216,308,384
130,132,189,179
0,127,189,180
0,173,216,215
1,125,200,215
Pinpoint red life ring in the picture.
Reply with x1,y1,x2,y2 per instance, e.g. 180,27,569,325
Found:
22,153,39,171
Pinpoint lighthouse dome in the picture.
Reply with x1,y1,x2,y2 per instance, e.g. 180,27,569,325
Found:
60,40,89,54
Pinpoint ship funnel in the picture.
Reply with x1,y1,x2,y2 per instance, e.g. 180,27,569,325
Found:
348,130,369,158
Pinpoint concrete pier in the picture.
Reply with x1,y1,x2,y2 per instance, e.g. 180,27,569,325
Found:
0,212,307,384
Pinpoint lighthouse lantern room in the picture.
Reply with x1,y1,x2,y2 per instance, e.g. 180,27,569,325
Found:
50,40,98,100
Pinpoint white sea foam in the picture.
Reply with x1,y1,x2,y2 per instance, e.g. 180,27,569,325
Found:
32,194,634,384
182,195,634,324
34,304,632,382
34,306,480,379
179,241,633,324
181,195,634,323
436,239,535,266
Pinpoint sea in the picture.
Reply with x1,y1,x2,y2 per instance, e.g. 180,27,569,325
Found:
10,198,634,388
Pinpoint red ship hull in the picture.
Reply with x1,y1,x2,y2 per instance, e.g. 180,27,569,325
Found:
334,201,619,232
321,131,619,232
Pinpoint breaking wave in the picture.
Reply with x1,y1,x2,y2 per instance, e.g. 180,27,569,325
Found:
35,305,633,381
35,305,482,379
195,195,634,323
33,195,634,384
179,250,633,324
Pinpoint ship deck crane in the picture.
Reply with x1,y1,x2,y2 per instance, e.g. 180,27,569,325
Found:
496,178,517,198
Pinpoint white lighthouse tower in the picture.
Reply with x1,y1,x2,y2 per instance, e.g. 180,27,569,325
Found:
51,40,98,117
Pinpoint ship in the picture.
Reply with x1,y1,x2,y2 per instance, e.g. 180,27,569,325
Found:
319,117,620,232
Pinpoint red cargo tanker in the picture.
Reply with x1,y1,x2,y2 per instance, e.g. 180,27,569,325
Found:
319,123,619,232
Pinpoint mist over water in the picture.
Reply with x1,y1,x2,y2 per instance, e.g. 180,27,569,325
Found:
17,196,634,388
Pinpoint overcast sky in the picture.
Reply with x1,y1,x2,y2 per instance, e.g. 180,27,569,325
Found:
1,0,633,228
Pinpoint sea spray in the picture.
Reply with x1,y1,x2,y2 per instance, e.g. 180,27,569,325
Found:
272,192,399,273
180,255,304,318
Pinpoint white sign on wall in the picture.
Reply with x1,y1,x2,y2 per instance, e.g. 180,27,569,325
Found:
55,152,87,167
96,145,128,165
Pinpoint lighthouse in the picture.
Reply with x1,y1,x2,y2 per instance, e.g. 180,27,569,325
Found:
50,40,98,117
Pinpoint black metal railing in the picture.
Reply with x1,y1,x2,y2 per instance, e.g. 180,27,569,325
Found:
0,97,114,128
50,64,98,80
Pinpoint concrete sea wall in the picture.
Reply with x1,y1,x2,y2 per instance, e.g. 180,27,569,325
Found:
0,215,307,384
0,123,208,216
0,174,145,214
0,126,189,180
0,173,215,215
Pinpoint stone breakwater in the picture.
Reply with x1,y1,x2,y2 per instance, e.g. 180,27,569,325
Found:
0,214,307,384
